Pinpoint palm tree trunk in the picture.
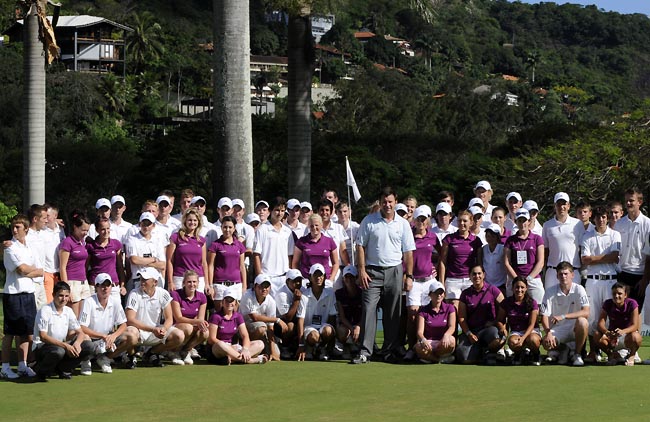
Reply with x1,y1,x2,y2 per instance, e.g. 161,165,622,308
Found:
212,0,253,208
287,13,313,201
23,6,46,209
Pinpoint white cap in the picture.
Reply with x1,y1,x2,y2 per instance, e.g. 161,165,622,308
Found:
255,200,269,209
110,195,125,205
309,263,326,275
515,209,530,220
428,280,445,293
300,201,312,211
287,199,301,210
342,265,358,277
218,197,233,209
94,273,113,285
395,203,408,214
523,200,539,212
485,223,501,235
137,267,162,283
95,198,111,209
231,199,245,209
254,273,271,285
506,192,522,202
413,207,429,220
190,195,206,205
554,192,570,203
475,180,492,191
469,206,484,216
245,213,261,224
418,205,432,217
223,285,241,301
286,269,303,280
156,195,171,205
468,198,484,209
435,202,452,214
139,212,156,223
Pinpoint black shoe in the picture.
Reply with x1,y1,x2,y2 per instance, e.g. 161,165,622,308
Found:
383,352,400,364
148,353,165,367
124,354,137,369
58,371,72,380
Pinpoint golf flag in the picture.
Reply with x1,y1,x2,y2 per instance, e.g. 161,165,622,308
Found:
346,157,362,202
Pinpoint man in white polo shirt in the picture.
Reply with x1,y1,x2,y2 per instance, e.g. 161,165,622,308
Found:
79,273,139,373
126,268,184,367
540,262,589,366
284,198,306,239
542,192,582,288
109,195,132,244
473,180,495,224
155,195,180,242
239,274,280,360
504,192,522,233
352,187,415,364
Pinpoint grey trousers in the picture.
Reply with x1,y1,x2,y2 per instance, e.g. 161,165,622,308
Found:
359,265,403,357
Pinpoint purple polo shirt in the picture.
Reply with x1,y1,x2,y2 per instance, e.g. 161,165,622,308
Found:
500,296,538,332
443,232,482,278
295,234,337,278
602,298,638,331
60,235,88,281
460,283,502,331
500,229,512,245
335,286,363,325
209,310,245,343
209,238,246,282
419,301,456,341
171,288,207,320
86,238,122,284
412,230,440,279
504,233,544,277
170,233,206,277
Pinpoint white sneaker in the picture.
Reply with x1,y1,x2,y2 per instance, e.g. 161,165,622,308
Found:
182,351,194,365
189,348,201,359
80,360,92,375
170,353,185,365
504,348,514,359
18,366,37,377
496,348,506,361
333,341,344,356
1,367,20,379
572,355,584,366
634,352,642,364
96,355,113,374
545,350,559,363
319,351,330,361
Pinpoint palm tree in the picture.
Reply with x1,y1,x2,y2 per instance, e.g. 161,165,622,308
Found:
126,11,165,73
212,0,254,208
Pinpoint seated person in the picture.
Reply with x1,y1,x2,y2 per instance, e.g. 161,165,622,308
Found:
239,274,279,360
125,268,185,368
171,270,209,365
456,265,505,364
335,265,363,357
594,283,642,366
296,264,338,361
207,286,267,365
274,269,307,357
496,276,542,365
540,262,590,366
79,273,139,374
32,282,94,380
414,281,456,363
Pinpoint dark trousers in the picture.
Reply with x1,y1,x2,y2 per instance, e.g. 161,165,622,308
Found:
34,340,95,376
360,265,402,357
618,272,645,311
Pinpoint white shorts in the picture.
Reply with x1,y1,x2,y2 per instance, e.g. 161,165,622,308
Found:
509,328,541,339
33,282,47,310
139,326,179,346
304,323,334,339
585,278,615,334
526,277,545,304
407,277,435,307
550,321,576,344
213,283,243,300
174,275,206,292
445,277,470,300
69,280,91,303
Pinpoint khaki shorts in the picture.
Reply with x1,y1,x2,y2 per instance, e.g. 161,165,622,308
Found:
69,280,91,303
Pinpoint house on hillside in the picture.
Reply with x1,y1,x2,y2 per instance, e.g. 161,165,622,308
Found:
3,15,132,76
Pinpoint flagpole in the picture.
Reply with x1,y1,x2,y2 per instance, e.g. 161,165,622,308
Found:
346,156,355,266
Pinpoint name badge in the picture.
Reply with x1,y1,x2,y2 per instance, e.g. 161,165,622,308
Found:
311,314,322,326
516,250,528,265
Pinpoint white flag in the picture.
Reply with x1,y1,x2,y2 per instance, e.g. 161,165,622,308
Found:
346,157,362,202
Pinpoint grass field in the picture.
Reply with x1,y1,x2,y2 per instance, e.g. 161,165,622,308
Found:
2,307,650,421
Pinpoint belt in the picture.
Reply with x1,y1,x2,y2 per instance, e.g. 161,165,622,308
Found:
367,265,398,270
586,274,616,280
214,281,237,286
546,265,556,270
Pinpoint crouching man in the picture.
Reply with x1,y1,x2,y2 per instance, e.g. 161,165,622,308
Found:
126,268,184,367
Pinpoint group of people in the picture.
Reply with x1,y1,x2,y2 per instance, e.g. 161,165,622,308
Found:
1,182,647,380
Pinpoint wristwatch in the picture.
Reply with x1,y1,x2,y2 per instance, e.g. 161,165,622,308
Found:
405,274,413,279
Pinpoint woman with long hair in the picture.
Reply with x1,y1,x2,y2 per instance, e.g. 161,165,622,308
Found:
59,210,91,317
166,208,209,295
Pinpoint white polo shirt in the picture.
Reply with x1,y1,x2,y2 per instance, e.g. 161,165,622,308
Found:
155,218,180,243
125,232,168,277
80,294,127,334
3,238,37,294
616,213,650,274
284,220,307,240
25,228,45,284
482,243,506,287
110,219,133,244
542,216,582,268
581,227,621,276
530,219,543,237
540,282,589,319
236,221,256,250
253,222,294,276
340,220,360,258
239,288,277,324
33,303,80,348
275,283,307,319
356,212,415,267
42,226,64,273
303,286,337,327
126,286,172,327
200,219,221,249
432,225,458,244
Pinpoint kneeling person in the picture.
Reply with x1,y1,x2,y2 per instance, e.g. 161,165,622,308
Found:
414,281,456,363
274,269,307,356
